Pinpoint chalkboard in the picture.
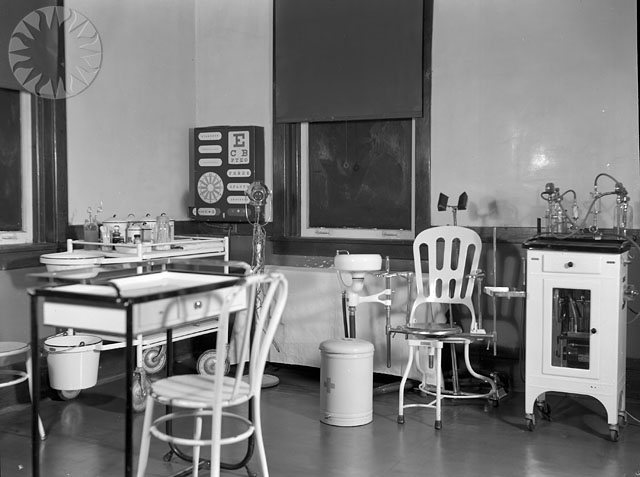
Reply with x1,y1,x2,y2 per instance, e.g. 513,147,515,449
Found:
307,119,412,230
0,88,22,231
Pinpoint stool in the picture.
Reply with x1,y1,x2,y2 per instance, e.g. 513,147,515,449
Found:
0,342,46,440
319,338,374,427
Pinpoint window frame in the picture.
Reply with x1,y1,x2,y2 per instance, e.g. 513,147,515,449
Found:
0,91,33,245
0,0,68,270
0,94,67,270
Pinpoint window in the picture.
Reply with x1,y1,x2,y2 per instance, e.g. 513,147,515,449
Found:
272,1,433,255
0,89,67,269
300,120,415,240
0,89,33,245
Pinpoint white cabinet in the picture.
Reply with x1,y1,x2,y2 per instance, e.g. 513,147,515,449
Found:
524,241,630,441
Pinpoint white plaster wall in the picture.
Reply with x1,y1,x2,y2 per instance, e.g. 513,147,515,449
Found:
64,0,272,224
430,0,639,228
194,0,273,190
0,268,41,341
65,0,197,223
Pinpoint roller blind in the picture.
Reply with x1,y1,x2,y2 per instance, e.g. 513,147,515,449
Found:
275,0,424,123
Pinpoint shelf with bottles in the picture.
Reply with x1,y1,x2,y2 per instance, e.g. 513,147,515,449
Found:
67,235,227,262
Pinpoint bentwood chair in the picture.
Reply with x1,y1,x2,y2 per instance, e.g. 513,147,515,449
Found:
0,341,46,440
391,226,498,429
136,272,288,477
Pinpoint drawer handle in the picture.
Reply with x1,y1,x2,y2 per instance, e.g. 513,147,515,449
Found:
193,300,203,310
591,328,597,334
565,261,574,268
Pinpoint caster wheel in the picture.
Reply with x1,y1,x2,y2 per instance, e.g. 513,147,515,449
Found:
535,400,551,421
526,415,536,432
131,374,151,412
397,415,405,424
609,429,619,442
58,389,81,400
197,349,230,376
142,345,166,374
619,413,628,427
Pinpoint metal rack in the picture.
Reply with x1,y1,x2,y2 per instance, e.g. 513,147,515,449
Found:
37,236,230,403
65,235,227,263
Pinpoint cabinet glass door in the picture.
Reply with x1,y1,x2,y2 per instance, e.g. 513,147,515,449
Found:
551,287,591,370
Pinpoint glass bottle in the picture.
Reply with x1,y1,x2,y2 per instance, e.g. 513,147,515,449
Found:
83,215,99,250
614,195,633,236
155,214,171,250
551,202,567,234
111,225,123,244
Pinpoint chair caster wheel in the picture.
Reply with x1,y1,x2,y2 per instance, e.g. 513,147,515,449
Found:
397,415,405,424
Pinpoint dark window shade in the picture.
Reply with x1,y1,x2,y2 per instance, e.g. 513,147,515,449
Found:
275,0,424,123
0,0,57,91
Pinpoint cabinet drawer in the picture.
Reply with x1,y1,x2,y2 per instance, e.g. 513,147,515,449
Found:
542,253,603,274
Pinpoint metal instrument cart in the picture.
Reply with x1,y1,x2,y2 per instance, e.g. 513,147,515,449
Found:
30,260,249,477
37,236,231,405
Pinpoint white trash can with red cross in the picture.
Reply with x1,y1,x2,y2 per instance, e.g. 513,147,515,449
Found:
319,338,374,426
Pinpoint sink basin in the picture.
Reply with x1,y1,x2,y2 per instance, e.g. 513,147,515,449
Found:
334,253,382,273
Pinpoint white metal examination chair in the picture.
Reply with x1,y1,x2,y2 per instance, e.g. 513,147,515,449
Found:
136,272,288,477
391,226,498,429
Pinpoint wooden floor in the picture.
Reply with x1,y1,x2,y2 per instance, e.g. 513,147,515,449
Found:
1,363,640,477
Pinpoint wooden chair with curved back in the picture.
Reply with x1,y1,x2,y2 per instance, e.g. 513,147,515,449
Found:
136,272,288,477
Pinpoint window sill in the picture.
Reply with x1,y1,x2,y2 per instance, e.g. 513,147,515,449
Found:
270,236,414,260
0,243,59,271
269,227,539,260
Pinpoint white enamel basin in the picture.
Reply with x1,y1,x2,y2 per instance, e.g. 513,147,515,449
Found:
334,253,382,272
